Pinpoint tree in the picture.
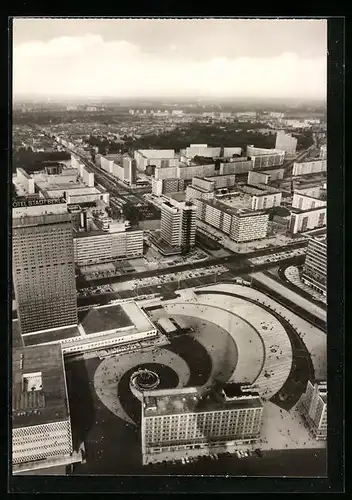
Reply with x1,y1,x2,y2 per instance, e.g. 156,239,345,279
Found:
122,204,143,227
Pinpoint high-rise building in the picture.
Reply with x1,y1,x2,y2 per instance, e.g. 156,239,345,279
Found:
302,236,327,296
298,381,327,440
123,156,137,186
12,199,77,335
141,385,264,465
160,200,197,251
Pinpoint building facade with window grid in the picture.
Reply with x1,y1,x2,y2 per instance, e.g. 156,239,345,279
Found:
12,210,77,335
141,386,263,464
302,236,327,296
298,381,327,440
12,344,78,473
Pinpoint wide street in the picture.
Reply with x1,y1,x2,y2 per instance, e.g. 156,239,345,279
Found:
77,256,305,306
76,246,306,289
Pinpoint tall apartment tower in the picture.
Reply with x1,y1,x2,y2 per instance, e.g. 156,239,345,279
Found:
123,156,137,186
302,235,327,296
12,199,78,335
299,380,327,440
160,200,197,251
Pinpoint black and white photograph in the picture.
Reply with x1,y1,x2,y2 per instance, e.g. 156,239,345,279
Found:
10,17,339,487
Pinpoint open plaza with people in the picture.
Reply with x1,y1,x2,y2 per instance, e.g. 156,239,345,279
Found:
65,278,327,475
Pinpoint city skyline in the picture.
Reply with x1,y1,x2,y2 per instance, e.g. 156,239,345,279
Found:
12,18,327,100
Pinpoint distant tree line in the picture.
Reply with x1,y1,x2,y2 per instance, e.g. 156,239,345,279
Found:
292,130,314,151
12,150,70,173
97,123,278,154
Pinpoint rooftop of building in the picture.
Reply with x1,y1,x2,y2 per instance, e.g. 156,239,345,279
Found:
253,165,285,172
73,222,131,238
18,302,155,349
12,343,69,428
290,205,326,215
294,186,327,201
78,304,133,334
201,198,266,217
156,317,177,333
168,192,187,203
79,301,155,336
22,326,81,347
150,235,182,256
13,212,71,228
247,145,284,155
308,234,327,244
137,149,176,159
222,156,252,163
241,183,282,196
295,158,326,165
29,167,101,194
143,386,263,418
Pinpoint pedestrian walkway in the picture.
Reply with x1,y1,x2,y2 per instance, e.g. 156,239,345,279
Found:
194,293,292,401
259,401,326,451
163,302,264,385
94,348,190,424
149,307,239,390
253,272,326,322
196,283,326,380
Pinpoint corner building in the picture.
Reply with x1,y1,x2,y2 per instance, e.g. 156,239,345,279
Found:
299,381,327,440
12,202,77,334
12,344,79,474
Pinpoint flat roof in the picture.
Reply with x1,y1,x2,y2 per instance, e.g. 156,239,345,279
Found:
20,302,155,349
78,304,133,335
253,165,285,172
169,192,186,202
290,205,326,214
143,386,263,417
202,198,266,217
242,184,281,196
79,301,155,336
12,344,69,428
156,317,177,333
13,213,71,228
23,326,81,347
73,228,107,238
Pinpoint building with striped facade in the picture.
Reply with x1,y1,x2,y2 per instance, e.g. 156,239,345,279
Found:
12,344,80,474
141,385,263,464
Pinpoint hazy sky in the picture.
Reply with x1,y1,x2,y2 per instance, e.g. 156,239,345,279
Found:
12,18,327,100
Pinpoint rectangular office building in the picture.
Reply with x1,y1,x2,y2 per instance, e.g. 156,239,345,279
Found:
12,202,77,335
160,200,197,251
141,385,263,464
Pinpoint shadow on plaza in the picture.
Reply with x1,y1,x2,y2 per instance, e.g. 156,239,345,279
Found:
165,335,212,386
118,363,179,425
194,288,314,411
66,357,144,475
117,336,213,425
65,360,96,452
